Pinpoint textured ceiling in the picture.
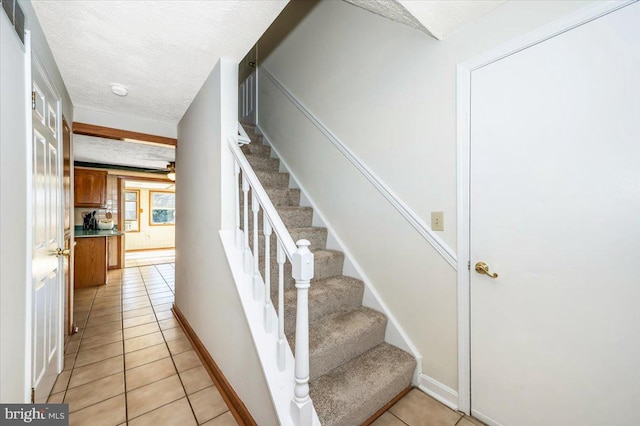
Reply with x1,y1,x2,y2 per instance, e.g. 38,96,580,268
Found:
343,0,506,40
31,0,289,125
74,135,175,171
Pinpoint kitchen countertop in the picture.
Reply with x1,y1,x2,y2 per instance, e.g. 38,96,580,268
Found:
75,228,125,238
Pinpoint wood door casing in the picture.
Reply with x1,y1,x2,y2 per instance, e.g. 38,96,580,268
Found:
62,118,73,335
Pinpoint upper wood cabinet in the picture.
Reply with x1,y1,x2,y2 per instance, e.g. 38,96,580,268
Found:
74,168,107,207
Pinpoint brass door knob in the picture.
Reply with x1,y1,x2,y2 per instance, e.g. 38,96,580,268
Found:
475,261,498,278
55,248,70,257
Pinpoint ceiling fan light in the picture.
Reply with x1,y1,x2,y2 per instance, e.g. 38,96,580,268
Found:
166,162,176,181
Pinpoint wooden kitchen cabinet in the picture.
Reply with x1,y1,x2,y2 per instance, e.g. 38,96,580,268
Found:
74,168,107,207
74,237,107,287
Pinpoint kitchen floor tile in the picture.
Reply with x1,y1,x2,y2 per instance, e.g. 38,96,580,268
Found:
47,392,65,404
179,365,213,395
69,394,126,426
126,375,185,419
158,317,180,330
79,330,123,351
125,344,171,370
51,370,71,394
64,373,124,413
371,412,407,426
75,341,123,368
162,327,185,342
68,355,124,389
202,411,238,426
124,332,165,353
188,386,228,424
166,337,192,355
126,357,176,390
389,389,462,426
172,350,202,372
155,310,175,321
123,322,161,340
123,307,155,319
123,313,158,329
85,312,122,328
128,397,197,426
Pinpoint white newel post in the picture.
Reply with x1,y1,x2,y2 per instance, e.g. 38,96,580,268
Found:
242,174,251,273
263,218,273,333
252,191,261,300
234,160,242,248
277,241,286,371
290,239,314,425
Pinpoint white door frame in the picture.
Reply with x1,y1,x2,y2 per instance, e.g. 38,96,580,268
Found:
455,0,636,415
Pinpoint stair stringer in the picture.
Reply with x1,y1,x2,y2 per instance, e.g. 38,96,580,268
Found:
256,125,423,386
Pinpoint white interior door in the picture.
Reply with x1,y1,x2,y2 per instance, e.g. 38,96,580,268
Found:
469,3,640,426
31,57,63,403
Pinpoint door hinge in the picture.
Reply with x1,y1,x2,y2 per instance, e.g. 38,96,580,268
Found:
31,91,36,110
467,261,471,271
31,387,35,403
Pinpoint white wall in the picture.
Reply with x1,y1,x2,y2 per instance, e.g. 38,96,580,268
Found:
258,0,593,392
176,59,277,424
1,1,74,402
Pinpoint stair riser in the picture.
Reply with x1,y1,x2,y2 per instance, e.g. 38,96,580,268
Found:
248,228,327,254
259,250,345,290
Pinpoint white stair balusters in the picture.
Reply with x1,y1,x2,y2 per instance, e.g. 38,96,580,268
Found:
263,218,273,333
252,191,261,300
277,241,286,371
234,161,242,248
291,239,314,425
242,174,251,273
229,129,316,425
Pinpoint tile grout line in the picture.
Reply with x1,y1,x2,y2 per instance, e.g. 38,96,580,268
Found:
118,268,132,426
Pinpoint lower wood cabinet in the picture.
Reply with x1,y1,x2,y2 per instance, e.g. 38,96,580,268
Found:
74,237,107,287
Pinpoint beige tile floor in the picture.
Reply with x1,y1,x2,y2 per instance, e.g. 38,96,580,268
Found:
124,249,176,268
373,389,485,426
53,262,483,426
50,264,236,425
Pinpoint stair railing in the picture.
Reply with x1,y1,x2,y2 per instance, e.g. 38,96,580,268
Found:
227,125,314,424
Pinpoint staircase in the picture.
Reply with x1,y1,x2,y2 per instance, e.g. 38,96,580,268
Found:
239,124,416,426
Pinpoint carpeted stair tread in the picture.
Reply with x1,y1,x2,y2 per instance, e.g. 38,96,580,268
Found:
288,307,387,381
245,154,280,172
309,343,417,426
281,276,364,334
263,187,301,206
241,143,272,157
255,170,289,188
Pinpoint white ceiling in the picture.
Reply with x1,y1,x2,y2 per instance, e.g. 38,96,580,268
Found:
31,0,289,125
343,0,507,40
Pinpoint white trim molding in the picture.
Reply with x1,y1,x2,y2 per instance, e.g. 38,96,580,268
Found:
419,374,459,411
455,0,636,416
259,66,457,270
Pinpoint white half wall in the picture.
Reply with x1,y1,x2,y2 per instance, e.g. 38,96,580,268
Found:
175,59,277,424
258,0,594,391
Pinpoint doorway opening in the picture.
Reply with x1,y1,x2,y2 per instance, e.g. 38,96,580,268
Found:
122,179,175,267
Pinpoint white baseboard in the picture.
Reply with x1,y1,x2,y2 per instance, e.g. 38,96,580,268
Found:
419,374,459,411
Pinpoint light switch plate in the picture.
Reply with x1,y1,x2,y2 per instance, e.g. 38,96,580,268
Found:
431,211,444,231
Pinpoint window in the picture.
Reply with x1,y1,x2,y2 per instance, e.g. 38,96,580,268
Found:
124,190,140,232
150,191,175,225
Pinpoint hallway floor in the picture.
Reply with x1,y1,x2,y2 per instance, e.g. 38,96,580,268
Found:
51,263,483,425
124,249,176,268
50,264,237,425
